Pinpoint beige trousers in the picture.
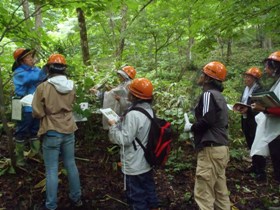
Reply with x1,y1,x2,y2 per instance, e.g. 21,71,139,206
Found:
194,146,231,210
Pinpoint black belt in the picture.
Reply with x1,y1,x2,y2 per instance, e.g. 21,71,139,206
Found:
202,141,224,147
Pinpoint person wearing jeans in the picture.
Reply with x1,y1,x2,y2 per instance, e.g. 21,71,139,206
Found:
32,54,82,210
42,132,81,209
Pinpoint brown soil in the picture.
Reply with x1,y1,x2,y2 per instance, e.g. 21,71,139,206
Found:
0,117,279,210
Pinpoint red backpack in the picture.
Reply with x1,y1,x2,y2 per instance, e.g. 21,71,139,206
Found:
130,107,173,167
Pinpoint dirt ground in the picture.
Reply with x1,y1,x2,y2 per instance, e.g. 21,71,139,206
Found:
0,118,280,210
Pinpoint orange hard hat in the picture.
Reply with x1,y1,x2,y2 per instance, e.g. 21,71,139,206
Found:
121,66,136,79
267,51,280,62
203,61,227,81
245,67,262,79
47,54,66,65
13,48,34,61
128,78,153,99
13,48,25,60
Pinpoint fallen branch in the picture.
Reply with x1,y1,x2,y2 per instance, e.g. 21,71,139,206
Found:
75,157,90,162
103,194,128,206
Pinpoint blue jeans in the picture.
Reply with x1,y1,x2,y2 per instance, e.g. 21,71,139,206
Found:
126,170,158,210
15,112,39,141
42,132,81,210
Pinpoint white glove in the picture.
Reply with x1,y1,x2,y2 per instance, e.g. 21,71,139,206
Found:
184,113,193,132
184,113,190,124
184,122,193,132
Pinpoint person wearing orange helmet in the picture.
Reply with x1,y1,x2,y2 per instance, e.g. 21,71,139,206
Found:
32,54,83,210
184,61,231,210
12,48,47,167
234,67,267,181
108,78,159,210
251,51,280,184
90,65,137,129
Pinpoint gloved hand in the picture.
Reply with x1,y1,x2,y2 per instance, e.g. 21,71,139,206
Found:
184,113,193,132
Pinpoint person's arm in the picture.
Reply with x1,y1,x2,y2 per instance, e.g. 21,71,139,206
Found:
13,68,28,96
251,102,280,116
191,92,217,133
264,107,280,116
32,85,46,119
108,111,138,146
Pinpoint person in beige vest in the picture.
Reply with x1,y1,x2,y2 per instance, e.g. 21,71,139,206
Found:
32,54,82,210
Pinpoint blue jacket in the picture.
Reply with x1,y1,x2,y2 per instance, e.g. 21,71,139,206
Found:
13,64,46,112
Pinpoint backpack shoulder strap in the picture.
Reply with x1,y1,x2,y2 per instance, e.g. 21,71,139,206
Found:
130,106,153,152
130,106,154,120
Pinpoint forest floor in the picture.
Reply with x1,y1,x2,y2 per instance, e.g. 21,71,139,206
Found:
0,117,280,210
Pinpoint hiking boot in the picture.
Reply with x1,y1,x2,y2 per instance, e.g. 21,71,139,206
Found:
15,142,26,166
268,207,280,210
255,173,267,182
70,199,83,208
33,203,54,210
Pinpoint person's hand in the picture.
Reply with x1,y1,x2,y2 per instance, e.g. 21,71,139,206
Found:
184,113,193,132
239,106,248,114
251,103,266,112
115,95,121,101
89,87,98,94
108,119,116,126
184,122,193,132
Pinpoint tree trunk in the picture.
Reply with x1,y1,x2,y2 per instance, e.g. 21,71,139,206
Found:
34,3,42,51
115,4,128,63
0,68,16,167
22,0,30,19
76,8,91,66
22,0,33,32
226,39,232,63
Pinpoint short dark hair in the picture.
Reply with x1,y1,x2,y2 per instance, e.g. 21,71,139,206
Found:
48,63,67,75
265,59,280,76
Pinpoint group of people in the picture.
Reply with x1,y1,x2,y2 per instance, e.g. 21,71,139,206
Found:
12,49,82,210
11,46,280,210
234,51,280,186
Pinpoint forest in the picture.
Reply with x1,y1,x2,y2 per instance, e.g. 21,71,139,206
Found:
0,0,280,209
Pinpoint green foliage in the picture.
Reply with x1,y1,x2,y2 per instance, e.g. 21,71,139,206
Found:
229,147,247,161
0,0,280,155
165,146,194,174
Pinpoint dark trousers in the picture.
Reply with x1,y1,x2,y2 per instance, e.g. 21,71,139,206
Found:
252,155,266,175
125,170,158,210
269,136,280,182
15,112,39,141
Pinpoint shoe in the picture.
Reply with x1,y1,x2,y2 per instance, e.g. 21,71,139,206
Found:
33,204,53,210
255,173,267,182
268,207,280,210
71,199,83,208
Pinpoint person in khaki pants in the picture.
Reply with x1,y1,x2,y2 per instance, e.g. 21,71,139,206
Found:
184,61,231,210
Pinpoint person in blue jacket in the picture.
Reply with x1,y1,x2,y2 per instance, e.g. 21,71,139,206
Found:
12,48,46,166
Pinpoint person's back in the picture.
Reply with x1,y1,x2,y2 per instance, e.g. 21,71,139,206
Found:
32,54,82,210
108,78,159,210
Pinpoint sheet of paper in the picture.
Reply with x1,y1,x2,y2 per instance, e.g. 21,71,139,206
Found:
100,108,120,122
12,99,22,120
